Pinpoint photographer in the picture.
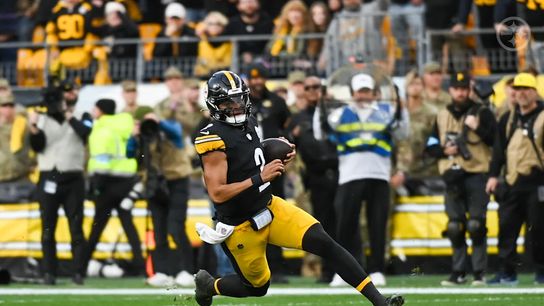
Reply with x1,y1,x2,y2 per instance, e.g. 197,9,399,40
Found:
425,72,496,286
28,79,91,285
324,73,409,287
485,73,544,285
126,106,194,287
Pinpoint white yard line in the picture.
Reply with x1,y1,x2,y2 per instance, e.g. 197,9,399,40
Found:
0,287,543,296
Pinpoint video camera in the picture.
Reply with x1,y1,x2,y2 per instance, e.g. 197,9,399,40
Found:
473,80,494,105
28,76,76,114
446,132,472,160
140,119,160,141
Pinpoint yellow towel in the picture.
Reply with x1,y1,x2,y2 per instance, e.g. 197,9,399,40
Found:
10,115,27,153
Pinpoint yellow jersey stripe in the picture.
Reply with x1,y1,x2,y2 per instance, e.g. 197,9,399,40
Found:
223,71,236,90
356,276,371,292
195,139,226,155
195,134,220,141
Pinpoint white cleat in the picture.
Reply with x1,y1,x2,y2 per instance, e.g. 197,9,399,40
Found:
329,273,349,287
175,270,196,287
146,272,174,287
370,272,387,287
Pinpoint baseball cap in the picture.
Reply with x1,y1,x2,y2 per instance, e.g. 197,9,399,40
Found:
513,72,537,90
247,63,268,79
163,66,183,79
95,99,116,115
185,78,200,89
134,106,154,121
165,2,186,19
121,80,137,91
105,1,126,15
287,71,306,84
0,78,10,89
449,71,471,88
424,62,441,74
0,94,14,105
351,73,375,92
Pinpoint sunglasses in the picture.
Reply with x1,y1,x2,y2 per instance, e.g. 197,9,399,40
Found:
304,84,321,91
0,103,14,108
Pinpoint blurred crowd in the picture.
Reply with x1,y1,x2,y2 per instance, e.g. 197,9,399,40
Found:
1,0,543,84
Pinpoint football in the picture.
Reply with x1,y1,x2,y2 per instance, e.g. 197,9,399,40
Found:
261,138,294,163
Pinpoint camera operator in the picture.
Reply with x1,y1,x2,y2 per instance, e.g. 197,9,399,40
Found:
425,72,496,286
485,73,544,285
323,73,409,287
27,79,91,285
126,106,194,287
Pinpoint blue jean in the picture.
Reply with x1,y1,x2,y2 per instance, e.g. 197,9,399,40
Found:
389,3,425,60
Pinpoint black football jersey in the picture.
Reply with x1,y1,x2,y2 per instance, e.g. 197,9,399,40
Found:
194,117,272,225
46,1,92,47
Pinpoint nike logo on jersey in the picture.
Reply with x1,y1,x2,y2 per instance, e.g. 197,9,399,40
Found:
200,131,210,135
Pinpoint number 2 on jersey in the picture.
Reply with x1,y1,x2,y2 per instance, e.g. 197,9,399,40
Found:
254,148,271,192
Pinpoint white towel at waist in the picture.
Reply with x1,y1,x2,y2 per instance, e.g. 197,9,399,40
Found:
195,222,235,244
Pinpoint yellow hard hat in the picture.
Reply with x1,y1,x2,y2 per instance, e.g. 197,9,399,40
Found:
513,73,537,89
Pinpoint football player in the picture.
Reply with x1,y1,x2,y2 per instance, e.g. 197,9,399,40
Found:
193,71,404,306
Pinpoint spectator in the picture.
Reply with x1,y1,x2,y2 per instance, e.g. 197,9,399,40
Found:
121,80,139,115
88,0,142,31
422,62,452,110
34,0,57,28
95,2,140,59
486,72,544,285
156,66,204,137
425,72,496,286
0,79,13,99
328,0,343,15
286,70,307,110
309,1,331,56
17,0,40,42
194,11,232,78
225,0,274,63
323,73,409,287
389,0,424,71
246,63,292,283
45,0,94,69
290,75,341,284
424,0,463,64
127,104,194,287
268,0,319,58
85,99,145,277
28,81,92,285
393,70,439,196
0,94,35,203
319,0,389,74
495,77,516,118
153,2,198,59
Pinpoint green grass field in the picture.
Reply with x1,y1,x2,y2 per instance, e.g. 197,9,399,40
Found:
1,275,543,306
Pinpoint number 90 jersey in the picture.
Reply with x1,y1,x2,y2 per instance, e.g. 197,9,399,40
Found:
194,116,272,225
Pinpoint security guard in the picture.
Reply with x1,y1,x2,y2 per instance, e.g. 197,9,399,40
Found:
486,73,544,285
426,72,496,286
0,95,35,203
85,99,145,276
325,73,409,287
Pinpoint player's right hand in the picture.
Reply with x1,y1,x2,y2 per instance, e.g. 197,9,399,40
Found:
261,159,284,182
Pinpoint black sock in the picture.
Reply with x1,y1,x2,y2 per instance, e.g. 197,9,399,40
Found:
302,223,386,306
216,274,269,297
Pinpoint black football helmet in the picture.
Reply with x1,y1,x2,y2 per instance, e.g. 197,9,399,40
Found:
205,71,251,126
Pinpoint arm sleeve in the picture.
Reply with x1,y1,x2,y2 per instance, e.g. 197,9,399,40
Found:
425,120,446,159
489,112,509,177
68,115,92,143
126,136,138,158
159,120,184,149
474,108,497,146
29,129,46,152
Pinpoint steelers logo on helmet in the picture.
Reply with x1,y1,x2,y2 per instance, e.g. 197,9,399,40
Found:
205,71,251,126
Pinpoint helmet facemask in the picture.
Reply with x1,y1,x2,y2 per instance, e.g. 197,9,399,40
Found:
207,89,251,126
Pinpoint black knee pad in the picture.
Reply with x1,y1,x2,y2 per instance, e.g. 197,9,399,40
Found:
445,221,465,248
467,219,487,246
247,281,269,297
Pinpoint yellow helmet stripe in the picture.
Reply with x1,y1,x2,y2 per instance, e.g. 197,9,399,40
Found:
222,71,237,90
